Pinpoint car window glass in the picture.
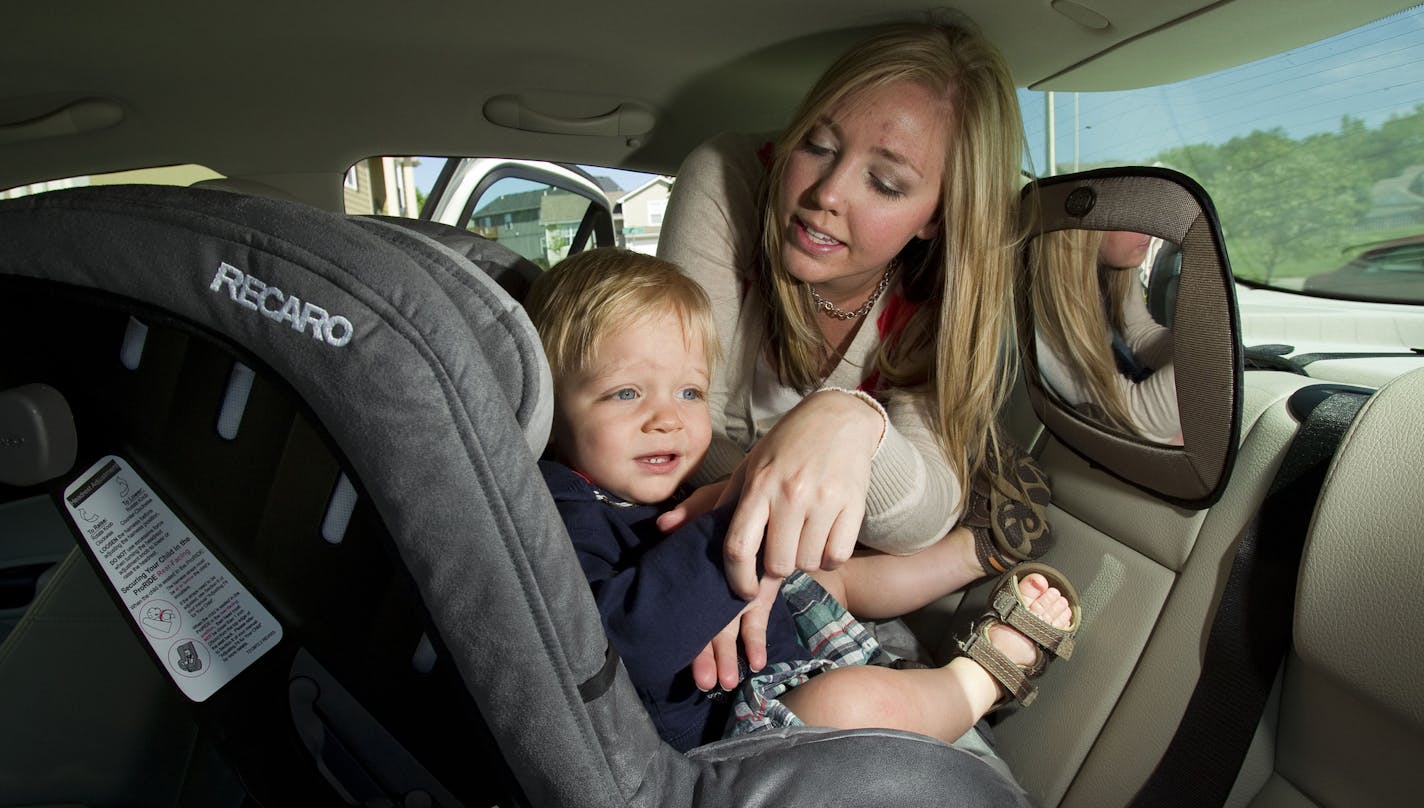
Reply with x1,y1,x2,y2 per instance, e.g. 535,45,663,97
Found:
464,176,595,269
1019,6,1424,304
0,164,223,199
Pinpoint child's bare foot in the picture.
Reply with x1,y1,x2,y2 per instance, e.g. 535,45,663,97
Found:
984,572,1074,668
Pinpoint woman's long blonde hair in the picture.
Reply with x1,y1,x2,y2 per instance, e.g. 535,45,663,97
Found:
759,22,1027,486
1030,229,1138,433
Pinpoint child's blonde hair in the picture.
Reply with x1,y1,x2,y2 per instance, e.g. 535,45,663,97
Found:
526,247,718,383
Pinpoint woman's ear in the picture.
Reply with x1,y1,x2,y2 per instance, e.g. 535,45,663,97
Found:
916,214,941,241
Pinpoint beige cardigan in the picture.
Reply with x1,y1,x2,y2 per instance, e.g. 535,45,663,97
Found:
657,132,960,554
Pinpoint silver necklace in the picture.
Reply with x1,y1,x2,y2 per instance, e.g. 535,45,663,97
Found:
811,267,895,320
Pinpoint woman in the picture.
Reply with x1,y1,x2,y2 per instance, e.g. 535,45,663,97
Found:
1032,229,1181,443
657,21,1052,687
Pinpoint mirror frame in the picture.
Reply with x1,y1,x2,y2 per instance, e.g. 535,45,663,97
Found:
1019,167,1242,508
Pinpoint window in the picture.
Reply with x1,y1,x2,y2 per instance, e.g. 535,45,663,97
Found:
1,164,223,200
1018,7,1424,303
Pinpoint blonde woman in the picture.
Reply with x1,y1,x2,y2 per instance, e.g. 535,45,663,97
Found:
1032,229,1181,443
658,22,1052,689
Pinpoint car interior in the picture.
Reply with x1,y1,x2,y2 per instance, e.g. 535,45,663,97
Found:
2,1,1421,806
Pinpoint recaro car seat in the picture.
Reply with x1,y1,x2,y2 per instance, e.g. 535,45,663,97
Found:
0,185,1031,807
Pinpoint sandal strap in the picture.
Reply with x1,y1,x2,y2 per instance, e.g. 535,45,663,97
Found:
990,583,1075,660
958,619,1040,707
967,442,1055,576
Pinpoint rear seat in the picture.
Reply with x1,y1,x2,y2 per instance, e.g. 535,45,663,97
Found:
921,363,1409,807
1244,365,1424,806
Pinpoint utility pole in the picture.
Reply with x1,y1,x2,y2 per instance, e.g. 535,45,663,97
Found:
1045,91,1056,176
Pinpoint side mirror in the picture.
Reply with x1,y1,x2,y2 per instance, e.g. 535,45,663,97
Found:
1020,167,1242,508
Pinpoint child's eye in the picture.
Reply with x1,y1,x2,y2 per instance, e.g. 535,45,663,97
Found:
611,388,638,401
677,387,704,401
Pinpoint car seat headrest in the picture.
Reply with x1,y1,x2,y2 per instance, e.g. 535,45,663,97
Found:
364,216,543,303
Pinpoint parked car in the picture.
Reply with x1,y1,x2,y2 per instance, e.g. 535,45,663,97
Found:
3,2,1422,807
1301,234,1424,303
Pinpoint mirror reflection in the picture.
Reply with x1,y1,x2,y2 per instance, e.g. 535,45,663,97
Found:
1030,229,1184,445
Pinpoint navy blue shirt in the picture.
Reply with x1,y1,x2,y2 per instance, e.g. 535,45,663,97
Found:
541,460,806,751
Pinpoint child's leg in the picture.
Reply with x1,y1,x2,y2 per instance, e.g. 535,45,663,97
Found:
810,526,983,620
778,573,1071,743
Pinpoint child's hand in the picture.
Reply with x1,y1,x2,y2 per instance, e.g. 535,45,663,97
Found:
656,479,731,534
690,573,780,691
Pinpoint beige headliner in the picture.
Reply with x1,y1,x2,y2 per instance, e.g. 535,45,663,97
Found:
2,0,1416,199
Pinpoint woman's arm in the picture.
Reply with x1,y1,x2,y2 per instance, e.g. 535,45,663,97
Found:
861,392,961,553
1120,278,1172,369
658,132,766,317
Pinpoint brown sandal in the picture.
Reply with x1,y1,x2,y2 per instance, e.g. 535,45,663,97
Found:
956,562,1080,707
964,441,1054,576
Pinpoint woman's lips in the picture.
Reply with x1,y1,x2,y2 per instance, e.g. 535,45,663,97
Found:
793,216,844,254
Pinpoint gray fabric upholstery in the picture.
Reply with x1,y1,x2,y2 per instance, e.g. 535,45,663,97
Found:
0,186,1032,807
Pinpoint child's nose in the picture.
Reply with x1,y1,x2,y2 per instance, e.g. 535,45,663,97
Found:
645,403,683,432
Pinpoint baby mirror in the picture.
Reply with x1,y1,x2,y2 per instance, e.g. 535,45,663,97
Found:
1020,168,1242,508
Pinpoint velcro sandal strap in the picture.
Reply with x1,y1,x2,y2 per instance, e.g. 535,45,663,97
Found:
958,623,1038,707
988,563,1080,661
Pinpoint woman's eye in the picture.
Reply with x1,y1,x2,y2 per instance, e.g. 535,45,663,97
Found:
801,138,834,157
611,388,638,401
870,175,905,199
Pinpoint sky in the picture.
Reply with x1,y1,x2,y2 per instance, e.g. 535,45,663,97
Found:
1019,7,1424,172
411,159,654,198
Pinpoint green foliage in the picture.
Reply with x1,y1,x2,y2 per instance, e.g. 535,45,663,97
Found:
1153,106,1424,284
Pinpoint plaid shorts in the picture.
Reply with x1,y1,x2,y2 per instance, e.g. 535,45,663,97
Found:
727,570,882,737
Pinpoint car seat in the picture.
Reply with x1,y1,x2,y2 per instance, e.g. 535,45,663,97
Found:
1232,365,1424,806
0,185,1032,807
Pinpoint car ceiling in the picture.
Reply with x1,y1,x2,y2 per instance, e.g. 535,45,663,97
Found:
2,0,1416,197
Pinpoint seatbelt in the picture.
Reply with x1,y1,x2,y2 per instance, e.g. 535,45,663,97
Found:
1130,389,1368,808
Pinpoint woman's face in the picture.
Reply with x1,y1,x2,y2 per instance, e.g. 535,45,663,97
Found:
1099,231,1153,270
777,80,949,298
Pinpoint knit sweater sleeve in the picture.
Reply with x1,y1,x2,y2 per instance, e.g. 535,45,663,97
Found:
860,392,961,553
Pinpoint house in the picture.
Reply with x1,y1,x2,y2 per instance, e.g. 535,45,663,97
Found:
616,175,674,254
468,185,593,268
344,157,420,218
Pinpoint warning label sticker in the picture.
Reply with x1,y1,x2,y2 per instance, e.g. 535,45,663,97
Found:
63,455,283,702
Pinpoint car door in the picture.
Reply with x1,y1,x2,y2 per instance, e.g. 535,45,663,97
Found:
421,158,617,269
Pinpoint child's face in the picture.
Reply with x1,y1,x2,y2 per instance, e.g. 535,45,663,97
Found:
552,308,711,504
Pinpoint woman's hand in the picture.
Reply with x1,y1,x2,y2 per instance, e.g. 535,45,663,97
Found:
722,389,883,598
655,479,729,534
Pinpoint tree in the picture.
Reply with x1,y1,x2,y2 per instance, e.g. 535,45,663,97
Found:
1155,125,1372,283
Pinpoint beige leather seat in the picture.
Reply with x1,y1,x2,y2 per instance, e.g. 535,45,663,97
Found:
910,368,1326,806
1240,365,1424,806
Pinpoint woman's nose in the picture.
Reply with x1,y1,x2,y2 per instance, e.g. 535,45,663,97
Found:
808,164,847,214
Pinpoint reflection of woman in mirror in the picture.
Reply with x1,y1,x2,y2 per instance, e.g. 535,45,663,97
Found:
1032,229,1183,444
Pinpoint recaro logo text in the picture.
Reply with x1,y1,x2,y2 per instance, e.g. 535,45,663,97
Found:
209,262,354,347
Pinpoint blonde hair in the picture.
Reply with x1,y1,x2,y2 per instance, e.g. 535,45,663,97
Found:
1030,229,1138,433
526,247,718,384
759,21,1027,485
